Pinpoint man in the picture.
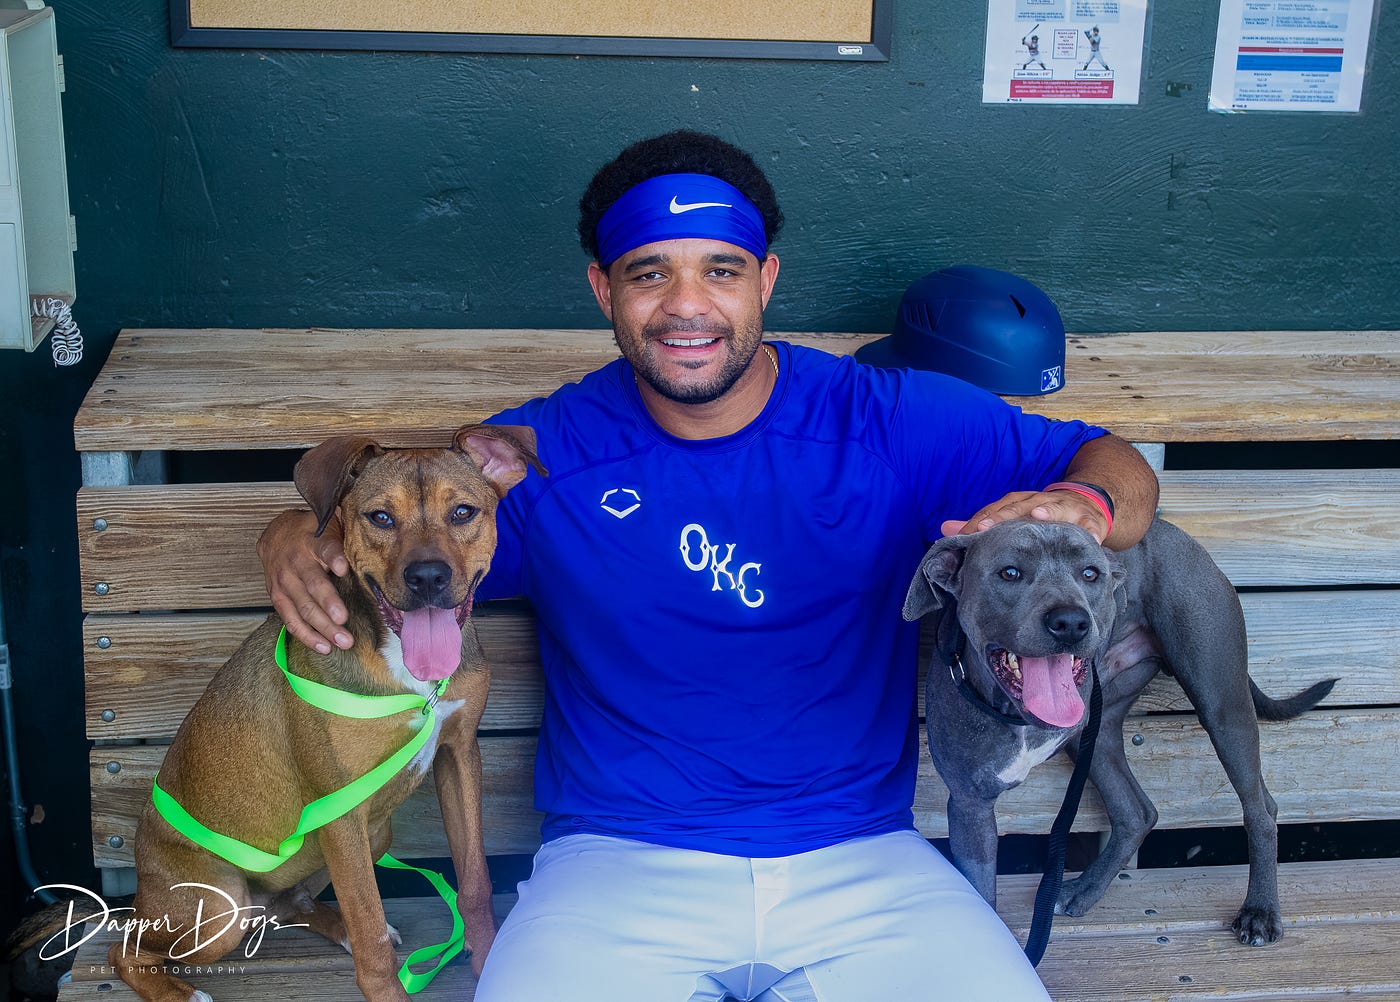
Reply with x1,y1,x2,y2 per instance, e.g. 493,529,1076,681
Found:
1083,26,1110,71
259,130,1158,1001
1021,33,1047,70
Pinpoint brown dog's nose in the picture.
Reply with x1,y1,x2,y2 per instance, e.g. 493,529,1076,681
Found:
1044,605,1090,645
404,560,454,604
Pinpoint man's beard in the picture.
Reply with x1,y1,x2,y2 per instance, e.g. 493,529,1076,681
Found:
621,317,765,405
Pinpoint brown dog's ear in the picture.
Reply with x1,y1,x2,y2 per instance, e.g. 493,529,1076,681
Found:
901,534,973,622
452,424,547,497
293,436,386,536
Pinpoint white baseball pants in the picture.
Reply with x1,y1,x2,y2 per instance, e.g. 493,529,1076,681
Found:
474,830,1052,1001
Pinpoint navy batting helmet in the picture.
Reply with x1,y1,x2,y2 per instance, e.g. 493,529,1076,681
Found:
855,265,1066,395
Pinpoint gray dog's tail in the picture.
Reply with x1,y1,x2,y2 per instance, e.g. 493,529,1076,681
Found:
1251,677,1339,721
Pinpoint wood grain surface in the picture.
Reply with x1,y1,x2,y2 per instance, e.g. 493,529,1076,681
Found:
88,708,1400,866
74,470,1400,614
56,859,1400,1000
80,590,1392,742
73,329,1400,451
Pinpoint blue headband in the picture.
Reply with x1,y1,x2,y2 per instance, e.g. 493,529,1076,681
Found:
595,173,768,267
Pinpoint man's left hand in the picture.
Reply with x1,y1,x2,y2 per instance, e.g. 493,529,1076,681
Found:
940,489,1111,544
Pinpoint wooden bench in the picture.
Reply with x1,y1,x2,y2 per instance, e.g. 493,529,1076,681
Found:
61,328,1400,1001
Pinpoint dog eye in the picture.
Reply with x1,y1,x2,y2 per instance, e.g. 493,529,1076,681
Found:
367,510,395,528
998,566,1022,582
1082,567,1101,582
450,504,479,525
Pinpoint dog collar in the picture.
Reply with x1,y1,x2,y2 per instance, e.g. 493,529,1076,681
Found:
938,616,1100,731
936,614,1037,727
946,646,1038,727
275,625,450,717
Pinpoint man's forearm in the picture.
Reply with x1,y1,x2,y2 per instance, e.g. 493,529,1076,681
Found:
1061,433,1160,550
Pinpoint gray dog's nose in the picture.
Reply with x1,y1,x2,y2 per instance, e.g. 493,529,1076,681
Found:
404,560,453,603
1044,605,1091,645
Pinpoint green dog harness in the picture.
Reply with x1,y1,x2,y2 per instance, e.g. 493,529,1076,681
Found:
151,628,465,992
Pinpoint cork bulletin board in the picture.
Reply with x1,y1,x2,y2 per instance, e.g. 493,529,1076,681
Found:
170,1,893,60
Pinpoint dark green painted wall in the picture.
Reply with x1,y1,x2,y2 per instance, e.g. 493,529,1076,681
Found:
42,0,1400,335
1,0,1396,917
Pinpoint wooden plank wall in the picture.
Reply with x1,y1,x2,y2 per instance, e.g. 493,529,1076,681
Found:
62,330,1400,1002
78,467,1400,868
75,470,1400,613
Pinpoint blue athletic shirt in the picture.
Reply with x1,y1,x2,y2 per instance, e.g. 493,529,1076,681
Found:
480,341,1105,857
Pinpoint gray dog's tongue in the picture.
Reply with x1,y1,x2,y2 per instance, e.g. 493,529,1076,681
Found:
1020,653,1085,727
400,607,462,681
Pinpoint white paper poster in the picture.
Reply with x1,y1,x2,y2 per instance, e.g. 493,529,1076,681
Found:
982,0,1149,105
1208,0,1376,112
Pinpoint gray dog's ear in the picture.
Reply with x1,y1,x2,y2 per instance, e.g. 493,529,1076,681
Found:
293,436,386,537
902,534,974,622
1109,552,1129,621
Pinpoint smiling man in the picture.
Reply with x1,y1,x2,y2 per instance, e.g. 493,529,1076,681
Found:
259,130,1159,1001
584,165,782,436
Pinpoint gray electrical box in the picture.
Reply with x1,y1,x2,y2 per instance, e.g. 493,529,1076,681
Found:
0,5,75,352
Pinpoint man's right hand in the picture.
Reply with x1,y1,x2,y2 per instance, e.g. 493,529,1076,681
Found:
257,509,355,654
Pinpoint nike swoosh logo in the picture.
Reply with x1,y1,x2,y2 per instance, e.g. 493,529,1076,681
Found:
669,196,733,214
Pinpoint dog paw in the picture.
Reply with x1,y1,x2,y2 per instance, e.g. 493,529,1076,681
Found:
1055,878,1106,918
1232,905,1283,946
386,921,403,947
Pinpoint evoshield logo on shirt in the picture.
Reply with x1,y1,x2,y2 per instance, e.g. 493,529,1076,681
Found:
679,523,765,608
600,488,642,519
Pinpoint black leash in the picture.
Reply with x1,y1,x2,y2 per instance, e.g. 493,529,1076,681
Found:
1023,664,1102,967
932,604,1105,966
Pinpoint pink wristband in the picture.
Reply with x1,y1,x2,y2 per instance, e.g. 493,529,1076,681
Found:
1042,482,1114,536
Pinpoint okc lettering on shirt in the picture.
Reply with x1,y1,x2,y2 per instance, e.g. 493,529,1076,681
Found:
678,523,764,608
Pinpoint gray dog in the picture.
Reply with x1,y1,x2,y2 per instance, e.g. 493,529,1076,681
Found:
902,517,1336,945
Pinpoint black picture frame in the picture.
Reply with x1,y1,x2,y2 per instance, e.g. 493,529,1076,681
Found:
169,2,893,61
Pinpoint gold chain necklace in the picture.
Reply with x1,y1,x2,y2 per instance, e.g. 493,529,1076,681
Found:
634,344,779,388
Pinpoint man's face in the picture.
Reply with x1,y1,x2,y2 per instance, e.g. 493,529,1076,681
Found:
588,238,780,405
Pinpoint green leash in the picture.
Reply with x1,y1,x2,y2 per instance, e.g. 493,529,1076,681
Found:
151,628,464,992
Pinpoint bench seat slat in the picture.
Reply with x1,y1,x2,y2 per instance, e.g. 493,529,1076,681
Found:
82,590,1397,741
77,482,298,612
75,471,1400,613
62,968,442,1001
1157,470,1400,586
996,857,1400,933
89,737,542,867
88,708,1400,866
1034,921,1400,1001
74,329,1400,451
55,858,1400,1001
83,606,543,740
63,894,517,983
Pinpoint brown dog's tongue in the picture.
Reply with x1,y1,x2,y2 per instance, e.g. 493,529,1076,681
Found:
1020,654,1085,727
400,607,462,681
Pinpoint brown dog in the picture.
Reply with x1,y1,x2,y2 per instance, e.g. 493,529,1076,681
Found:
111,423,541,1002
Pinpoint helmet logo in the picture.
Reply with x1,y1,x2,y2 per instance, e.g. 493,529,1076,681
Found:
1041,366,1064,393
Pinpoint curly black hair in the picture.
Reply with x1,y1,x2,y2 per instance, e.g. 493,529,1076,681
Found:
577,130,785,262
